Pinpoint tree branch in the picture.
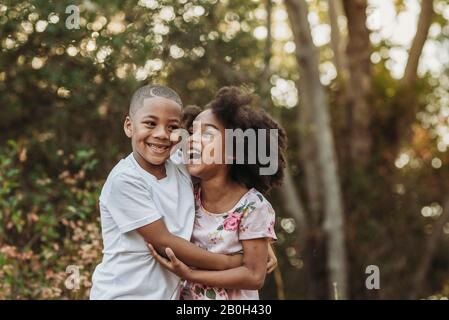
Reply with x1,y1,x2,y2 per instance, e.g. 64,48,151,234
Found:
401,0,434,87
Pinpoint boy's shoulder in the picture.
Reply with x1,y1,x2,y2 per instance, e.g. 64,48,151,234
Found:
107,155,142,182
100,156,148,200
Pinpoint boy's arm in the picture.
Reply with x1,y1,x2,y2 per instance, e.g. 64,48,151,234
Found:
148,238,269,290
137,219,242,271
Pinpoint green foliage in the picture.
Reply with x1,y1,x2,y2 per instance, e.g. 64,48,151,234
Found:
1,0,449,300
0,140,102,299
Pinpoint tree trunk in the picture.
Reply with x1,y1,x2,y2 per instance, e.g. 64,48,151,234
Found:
410,197,449,299
298,90,323,224
285,0,349,299
261,0,308,242
328,0,352,167
402,0,434,87
328,0,349,80
342,0,372,169
261,0,309,298
389,0,434,160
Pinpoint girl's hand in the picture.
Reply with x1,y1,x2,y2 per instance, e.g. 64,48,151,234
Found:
267,244,277,274
148,244,193,280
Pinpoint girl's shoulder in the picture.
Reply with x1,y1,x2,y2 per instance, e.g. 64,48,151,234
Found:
243,188,270,206
235,188,274,214
237,189,277,241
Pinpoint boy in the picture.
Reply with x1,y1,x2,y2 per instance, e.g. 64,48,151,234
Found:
90,85,243,299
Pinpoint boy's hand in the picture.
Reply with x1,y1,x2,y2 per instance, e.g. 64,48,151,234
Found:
148,244,193,280
267,244,277,273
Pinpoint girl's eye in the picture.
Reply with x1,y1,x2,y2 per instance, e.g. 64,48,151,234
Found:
146,122,156,128
168,125,180,132
202,131,214,139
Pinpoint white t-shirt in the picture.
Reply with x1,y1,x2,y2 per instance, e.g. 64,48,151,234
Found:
90,153,195,300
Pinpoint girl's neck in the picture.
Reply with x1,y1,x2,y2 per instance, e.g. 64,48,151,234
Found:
200,174,248,213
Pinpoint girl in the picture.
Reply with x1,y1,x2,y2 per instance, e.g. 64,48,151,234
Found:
149,86,286,300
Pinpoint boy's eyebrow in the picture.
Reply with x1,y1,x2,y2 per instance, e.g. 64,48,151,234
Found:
141,115,158,120
141,115,180,122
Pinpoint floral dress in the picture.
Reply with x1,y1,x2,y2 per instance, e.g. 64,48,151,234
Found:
180,188,277,300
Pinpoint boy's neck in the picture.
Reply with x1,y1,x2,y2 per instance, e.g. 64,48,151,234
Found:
132,151,167,180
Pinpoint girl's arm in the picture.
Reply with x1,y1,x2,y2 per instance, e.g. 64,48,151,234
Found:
137,219,242,271
149,238,270,290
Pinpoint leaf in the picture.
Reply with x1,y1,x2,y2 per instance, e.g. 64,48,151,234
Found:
194,285,203,295
235,204,245,213
206,289,216,300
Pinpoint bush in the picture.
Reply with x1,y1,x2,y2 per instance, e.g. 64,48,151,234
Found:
0,140,103,299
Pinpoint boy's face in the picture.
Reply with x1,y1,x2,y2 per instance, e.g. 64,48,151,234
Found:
124,97,181,166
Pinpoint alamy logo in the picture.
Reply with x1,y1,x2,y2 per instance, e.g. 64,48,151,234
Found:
365,265,380,290
65,265,81,290
65,5,80,30
171,120,279,176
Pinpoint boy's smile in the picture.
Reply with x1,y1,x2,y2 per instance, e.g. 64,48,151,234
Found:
124,96,181,177
146,142,171,154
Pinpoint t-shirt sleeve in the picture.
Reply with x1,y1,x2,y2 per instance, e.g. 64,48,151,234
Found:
105,172,162,233
238,195,277,241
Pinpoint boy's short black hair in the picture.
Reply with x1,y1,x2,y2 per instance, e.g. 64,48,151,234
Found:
129,84,183,115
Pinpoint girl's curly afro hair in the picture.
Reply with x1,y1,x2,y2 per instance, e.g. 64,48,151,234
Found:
209,86,287,194
181,86,287,194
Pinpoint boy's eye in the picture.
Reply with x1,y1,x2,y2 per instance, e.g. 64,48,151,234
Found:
145,121,156,128
168,125,180,132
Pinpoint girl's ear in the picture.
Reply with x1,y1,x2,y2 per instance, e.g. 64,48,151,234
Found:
124,116,133,138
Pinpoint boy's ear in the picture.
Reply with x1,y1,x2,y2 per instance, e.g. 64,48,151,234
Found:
124,116,133,138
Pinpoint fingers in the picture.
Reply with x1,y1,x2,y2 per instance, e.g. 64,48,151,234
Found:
170,130,181,143
148,244,168,264
148,243,159,258
266,253,278,273
165,247,179,264
266,259,276,274
149,244,162,260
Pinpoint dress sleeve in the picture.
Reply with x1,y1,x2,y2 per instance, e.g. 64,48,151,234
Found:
238,194,277,241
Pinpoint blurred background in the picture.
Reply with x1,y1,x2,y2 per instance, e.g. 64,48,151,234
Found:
1,0,449,299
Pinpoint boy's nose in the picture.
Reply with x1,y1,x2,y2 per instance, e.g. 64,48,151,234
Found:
153,125,169,140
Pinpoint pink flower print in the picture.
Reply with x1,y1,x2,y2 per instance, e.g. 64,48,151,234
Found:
191,283,206,299
268,219,275,234
223,212,243,231
217,288,229,299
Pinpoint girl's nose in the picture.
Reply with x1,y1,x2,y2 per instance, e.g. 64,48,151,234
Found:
187,128,203,151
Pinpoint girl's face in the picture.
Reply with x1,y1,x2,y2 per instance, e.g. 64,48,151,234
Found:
186,109,228,179
124,97,181,168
